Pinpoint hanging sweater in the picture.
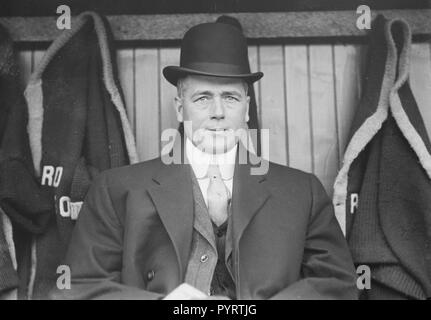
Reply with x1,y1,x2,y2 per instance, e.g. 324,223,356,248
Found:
0,208,18,299
17,11,138,299
333,16,431,299
0,23,53,300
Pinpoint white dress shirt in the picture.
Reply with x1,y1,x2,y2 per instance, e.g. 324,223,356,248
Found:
185,138,237,206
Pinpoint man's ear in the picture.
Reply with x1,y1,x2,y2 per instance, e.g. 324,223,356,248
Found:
174,96,184,122
245,95,250,123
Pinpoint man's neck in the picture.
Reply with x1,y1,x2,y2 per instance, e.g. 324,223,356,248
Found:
185,138,237,180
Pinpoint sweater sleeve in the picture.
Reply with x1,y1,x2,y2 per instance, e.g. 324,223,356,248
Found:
0,209,18,296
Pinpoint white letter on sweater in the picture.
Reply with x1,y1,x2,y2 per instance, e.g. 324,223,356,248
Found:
350,193,359,214
41,166,54,186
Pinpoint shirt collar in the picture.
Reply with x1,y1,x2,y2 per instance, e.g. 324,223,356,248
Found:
186,138,237,180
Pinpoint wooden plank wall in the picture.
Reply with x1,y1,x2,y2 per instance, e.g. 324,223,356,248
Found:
17,41,431,196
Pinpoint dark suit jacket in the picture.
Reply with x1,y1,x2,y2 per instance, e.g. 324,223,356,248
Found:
54,143,358,300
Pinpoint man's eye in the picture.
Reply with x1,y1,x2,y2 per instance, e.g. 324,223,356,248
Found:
195,96,209,102
225,96,238,102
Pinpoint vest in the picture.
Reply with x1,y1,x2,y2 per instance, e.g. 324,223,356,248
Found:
184,170,236,298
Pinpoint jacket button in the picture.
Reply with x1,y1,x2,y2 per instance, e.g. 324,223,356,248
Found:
200,254,209,263
147,270,155,281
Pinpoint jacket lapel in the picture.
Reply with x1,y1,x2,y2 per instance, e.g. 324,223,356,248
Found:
227,146,270,262
190,172,216,250
147,138,193,280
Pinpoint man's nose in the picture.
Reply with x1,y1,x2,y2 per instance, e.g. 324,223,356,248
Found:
210,97,225,119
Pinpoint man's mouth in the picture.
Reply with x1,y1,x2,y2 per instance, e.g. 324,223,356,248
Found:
206,128,228,133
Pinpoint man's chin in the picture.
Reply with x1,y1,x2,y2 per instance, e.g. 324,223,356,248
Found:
187,128,238,154
197,139,236,155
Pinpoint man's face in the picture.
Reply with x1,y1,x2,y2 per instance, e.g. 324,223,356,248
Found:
174,75,250,154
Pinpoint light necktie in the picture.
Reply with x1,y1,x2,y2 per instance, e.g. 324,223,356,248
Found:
207,164,230,226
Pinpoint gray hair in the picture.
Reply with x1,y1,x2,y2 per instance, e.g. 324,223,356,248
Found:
176,77,187,99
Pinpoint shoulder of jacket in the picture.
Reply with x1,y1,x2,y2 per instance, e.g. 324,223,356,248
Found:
267,161,312,181
97,157,163,188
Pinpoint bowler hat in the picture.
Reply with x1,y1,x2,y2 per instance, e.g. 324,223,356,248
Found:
163,22,263,86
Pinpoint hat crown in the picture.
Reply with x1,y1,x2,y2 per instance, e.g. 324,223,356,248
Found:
180,22,250,73
162,21,263,85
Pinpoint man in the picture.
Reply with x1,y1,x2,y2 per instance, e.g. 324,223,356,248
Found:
54,21,357,300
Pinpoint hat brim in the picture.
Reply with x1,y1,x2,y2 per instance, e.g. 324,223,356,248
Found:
163,66,263,86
